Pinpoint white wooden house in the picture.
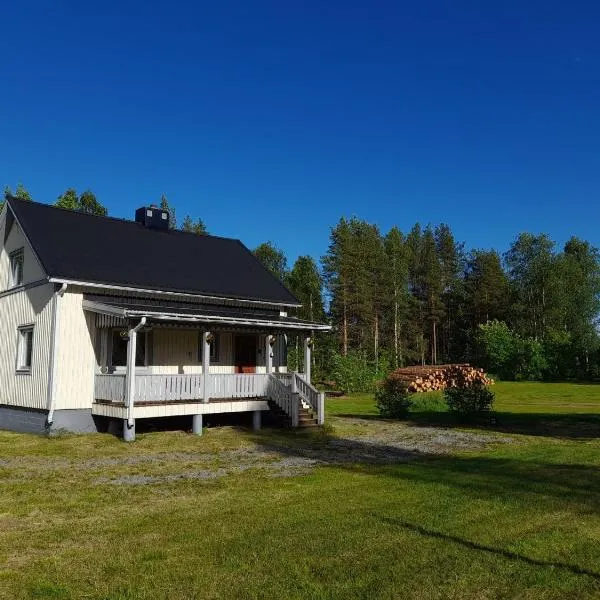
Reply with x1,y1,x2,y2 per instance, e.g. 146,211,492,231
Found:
0,197,330,440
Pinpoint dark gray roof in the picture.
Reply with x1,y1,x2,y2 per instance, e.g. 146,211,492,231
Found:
84,297,331,331
7,197,300,305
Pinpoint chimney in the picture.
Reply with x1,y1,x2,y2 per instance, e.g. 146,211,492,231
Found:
135,206,170,231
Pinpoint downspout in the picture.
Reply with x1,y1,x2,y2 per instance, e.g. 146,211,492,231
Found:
46,283,68,426
126,317,147,428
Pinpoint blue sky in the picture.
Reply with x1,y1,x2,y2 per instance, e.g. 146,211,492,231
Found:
2,1,599,264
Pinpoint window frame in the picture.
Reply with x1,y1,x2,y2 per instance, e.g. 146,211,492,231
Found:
16,325,34,373
108,328,151,370
8,248,24,288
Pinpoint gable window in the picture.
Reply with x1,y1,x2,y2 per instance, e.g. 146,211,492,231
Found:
199,332,220,363
9,249,24,288
110,330,149,367
16,326,34,372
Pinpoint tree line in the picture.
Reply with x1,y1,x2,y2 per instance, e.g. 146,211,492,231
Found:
255,219,600,385
2,184,208,235
4,183,599,384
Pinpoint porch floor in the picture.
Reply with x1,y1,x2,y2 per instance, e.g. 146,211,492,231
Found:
91,398,270,420
94,396,267,407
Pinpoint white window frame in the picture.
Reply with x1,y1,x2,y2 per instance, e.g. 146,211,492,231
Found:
16,325,34,373
106,328,151,373
8,248,24,288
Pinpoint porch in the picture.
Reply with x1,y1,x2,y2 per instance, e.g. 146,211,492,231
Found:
92,371,324,434
84,296,329,440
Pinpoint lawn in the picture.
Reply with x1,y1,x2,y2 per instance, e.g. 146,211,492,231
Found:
1,382,600,599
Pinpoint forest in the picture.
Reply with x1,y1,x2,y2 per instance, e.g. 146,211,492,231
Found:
4,184,600,390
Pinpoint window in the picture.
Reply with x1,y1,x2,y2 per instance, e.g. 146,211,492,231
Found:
199,332,220,363
16,326,34,372
110,330,148,367
9,249,24,288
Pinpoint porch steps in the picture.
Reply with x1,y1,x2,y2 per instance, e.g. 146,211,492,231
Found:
267,400,319,429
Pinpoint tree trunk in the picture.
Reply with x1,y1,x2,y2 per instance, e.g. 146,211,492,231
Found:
374,314,379,372
393,296,399,369
431,320,437,365
342,297,348,357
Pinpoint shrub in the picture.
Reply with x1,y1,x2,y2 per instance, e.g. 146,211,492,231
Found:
444,365,495,419
375,374,413,418
331,352,391,394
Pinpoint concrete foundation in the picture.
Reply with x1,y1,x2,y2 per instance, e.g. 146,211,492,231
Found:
0,405,101,435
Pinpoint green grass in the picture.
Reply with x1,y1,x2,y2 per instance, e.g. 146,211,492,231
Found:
1,382,600,599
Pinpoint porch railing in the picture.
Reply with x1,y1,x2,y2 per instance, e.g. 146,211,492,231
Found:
293,372,325,425
267,374,299,427
95,373,269,404
94,372,323,425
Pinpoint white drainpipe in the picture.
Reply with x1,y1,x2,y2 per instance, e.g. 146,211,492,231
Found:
126,317,147,428
46,283,68,426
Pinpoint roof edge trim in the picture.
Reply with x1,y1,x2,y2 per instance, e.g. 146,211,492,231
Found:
52,278,303,308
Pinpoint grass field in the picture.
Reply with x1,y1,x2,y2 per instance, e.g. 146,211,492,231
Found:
1,382,600,599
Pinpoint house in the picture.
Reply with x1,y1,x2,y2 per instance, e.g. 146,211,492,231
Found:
0,197,330,440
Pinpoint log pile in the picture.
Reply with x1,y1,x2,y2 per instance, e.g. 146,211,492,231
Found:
392,364,494,393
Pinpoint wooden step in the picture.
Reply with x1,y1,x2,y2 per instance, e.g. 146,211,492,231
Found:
267,400,320,429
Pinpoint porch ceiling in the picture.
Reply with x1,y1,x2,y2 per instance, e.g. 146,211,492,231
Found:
82,299,331,332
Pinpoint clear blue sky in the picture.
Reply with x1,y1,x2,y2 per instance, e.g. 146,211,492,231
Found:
2,1,599,264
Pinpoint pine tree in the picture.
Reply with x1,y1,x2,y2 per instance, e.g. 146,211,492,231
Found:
253,242,288,282
384,227,409,368
159,194,176,229
56,189,107,216
322,218,354,356
181,215,208,235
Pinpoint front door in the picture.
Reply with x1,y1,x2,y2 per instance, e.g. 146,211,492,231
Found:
235,334,257,373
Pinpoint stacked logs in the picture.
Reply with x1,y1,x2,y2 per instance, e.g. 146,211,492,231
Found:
391,364,494,393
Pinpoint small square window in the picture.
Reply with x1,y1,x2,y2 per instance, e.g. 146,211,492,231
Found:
146,209,153,217
161,212,168,220
16,326,34,372
9,249,24,288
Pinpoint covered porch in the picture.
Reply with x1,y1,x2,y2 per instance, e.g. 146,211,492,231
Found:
85,298,329,440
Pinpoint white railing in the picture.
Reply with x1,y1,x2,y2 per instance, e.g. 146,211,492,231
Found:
135,374,204,403
211,373,269,399
94,372,322,425
95,373,269,404
267,374,299,427
293,372,325,425
272,372,293,386
95,374,127,403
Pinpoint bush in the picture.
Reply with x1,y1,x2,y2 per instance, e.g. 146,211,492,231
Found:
331,352,391,394
375,375,413,418
444,364,495,418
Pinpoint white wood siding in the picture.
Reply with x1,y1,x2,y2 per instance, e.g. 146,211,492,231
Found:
150,329,236,374
149,329,287,373
0,212,45,288
0,283,55,409
53,291,97,410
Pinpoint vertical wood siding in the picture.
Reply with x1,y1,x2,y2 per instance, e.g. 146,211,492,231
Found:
0,211,45,286
0,284,55,409
54,292,97,410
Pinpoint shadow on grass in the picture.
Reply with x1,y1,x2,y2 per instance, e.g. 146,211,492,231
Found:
248,428,600,514
379,517,600,582
333,411,600,440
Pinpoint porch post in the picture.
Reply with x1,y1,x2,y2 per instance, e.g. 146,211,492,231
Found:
252,410,261,431
192,414,203,435
303,336,312,384
202,331,211,403
265,335,274,374
124,317,146,442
